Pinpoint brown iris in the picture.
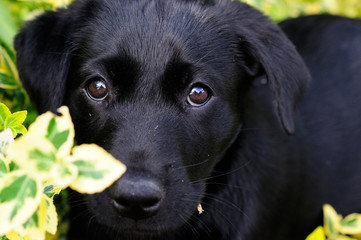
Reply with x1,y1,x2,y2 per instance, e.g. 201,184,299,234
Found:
86,79,108,101
187,85,210,107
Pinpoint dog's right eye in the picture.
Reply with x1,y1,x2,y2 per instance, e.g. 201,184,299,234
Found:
86,78,108,101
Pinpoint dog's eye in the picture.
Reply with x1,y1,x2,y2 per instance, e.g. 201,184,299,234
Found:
187,85,211,107
86,78,108,101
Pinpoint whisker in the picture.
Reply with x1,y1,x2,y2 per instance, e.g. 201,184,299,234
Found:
191,160,251,184
184,192,249,221
178,213,200,237
182,197,238,234
174,158,210,170
205,182,251,191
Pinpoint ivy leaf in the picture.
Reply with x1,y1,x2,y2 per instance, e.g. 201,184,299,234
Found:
68,144,126,194
0,170,42,235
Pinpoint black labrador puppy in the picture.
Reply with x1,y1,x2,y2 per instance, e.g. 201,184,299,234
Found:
14,0,361,239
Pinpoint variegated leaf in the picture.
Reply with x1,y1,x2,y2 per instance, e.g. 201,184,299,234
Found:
68,144,126,194
28,106,74,160
0,170,42,235
7,137,56,181
323,204,342,237
0,153,9,178
340,213,361,235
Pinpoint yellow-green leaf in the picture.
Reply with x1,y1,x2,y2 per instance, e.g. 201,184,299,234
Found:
323,204,342,237
340,213,361,235
49,163,78,189
68,144,126,194
4,111,27,129
27,106,74,160
5,230,24,240
44,195,58,235
0,47,19,83
11,125,27,137
7,137,56,181
0,170,42,235
306,226,326,240
0,103,11,128
14,196,47,240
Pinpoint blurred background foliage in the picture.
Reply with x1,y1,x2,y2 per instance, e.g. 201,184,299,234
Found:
0,0,361,118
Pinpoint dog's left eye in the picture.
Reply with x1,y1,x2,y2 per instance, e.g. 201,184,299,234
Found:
86,78,108,101
187,85,211,107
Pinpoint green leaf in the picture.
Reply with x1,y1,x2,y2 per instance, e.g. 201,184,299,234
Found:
46,117,70,149
0,103,11,129
43,185,61,199
11,124,27,136
28,149,56,172
0,170,42,235
0,73,19,90
0,154,9,178
72,160,105,179
4,111,27,129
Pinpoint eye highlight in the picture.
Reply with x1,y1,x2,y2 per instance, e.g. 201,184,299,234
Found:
86,78,108,101
187,85,211,107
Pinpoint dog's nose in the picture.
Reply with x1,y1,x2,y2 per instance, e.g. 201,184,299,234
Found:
110,176,163,219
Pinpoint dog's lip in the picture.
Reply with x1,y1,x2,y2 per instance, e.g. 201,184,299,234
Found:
116,221,165,235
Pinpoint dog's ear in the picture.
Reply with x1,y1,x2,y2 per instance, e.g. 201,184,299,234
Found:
232,4,311,135
15,10,73,114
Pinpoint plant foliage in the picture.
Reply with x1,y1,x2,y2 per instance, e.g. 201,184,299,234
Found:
0,105,126,240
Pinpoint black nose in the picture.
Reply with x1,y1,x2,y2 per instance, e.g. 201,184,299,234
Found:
110,176,163,219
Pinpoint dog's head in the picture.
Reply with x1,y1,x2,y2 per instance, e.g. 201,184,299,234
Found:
15,0,310,236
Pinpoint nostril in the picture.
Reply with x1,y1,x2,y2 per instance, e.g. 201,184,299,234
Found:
110,176,163,219
142,197,161,209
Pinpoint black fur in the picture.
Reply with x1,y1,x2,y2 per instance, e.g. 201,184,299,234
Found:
14,0,361,239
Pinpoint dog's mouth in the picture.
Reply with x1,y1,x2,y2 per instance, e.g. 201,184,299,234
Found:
84,176,204,236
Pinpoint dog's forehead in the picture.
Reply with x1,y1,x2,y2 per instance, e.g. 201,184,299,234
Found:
79,0,233,70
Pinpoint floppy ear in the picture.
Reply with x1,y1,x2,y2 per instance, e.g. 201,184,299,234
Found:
231,3,311,135
15,10,73,114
